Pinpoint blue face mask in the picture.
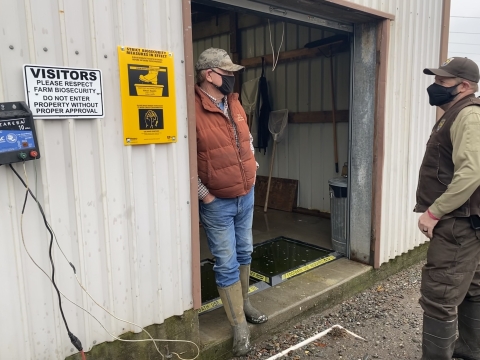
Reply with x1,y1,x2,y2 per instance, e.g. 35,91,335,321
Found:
211,69,235,95
426,82,460,106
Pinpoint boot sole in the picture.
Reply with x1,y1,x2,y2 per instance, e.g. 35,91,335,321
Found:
233,349,251,357
246,315,268,324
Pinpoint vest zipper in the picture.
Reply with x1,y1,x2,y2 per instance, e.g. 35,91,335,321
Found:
220,109,248,193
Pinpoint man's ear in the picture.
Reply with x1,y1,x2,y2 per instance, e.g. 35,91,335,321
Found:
205,70,213,83
459,80,471,93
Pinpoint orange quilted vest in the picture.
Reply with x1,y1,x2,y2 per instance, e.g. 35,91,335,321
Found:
195,85,256,198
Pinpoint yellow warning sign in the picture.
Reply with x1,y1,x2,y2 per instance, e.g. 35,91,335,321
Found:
118,46,177,145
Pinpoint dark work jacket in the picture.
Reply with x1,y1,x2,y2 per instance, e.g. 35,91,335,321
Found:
415,95,480,218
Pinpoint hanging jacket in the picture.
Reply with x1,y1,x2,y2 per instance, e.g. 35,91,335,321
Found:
257,58,271,153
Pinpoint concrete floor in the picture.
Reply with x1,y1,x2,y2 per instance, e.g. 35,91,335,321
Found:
200,207,333,260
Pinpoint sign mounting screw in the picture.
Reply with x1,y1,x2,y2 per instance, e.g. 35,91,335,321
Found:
9,45,14,50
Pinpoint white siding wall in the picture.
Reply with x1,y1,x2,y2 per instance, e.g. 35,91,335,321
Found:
347,0,444,264
0,1,192,359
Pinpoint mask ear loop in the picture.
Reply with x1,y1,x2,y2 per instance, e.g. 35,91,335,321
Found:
452,80,465,96
209,68,223,91
205,69,215,87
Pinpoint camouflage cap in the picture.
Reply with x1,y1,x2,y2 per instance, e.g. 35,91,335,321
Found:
195,48,244,72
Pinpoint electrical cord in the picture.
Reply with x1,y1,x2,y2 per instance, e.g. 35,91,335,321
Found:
12,163,84,353
10,162,200,360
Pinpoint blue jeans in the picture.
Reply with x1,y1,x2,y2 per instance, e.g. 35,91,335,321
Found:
199,186,254,288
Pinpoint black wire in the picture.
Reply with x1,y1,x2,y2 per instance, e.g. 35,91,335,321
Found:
9,164,72,335
8,164,76,271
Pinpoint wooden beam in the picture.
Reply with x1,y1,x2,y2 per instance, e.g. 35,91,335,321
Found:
192,14,229,41
239,41,348,68
289,110,349,124
192,13,268,41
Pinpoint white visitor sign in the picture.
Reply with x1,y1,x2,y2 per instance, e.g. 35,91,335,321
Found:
23,64,104,119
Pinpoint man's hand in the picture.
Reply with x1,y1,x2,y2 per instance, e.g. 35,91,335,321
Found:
202,193,216,204
418,211,439,238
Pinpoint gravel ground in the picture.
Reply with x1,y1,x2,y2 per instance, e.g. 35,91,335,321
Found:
234,261,462,360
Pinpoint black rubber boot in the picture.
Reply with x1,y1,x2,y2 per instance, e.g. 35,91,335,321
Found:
421,314,456,360
240,265,268,324
217,281,251,357
453,300,480,360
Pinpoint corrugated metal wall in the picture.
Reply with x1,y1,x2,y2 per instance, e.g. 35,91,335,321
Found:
194,23,350,212
348,0,443,264
0,1,192,359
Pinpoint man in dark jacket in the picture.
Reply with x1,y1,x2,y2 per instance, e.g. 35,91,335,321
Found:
416,57,480,359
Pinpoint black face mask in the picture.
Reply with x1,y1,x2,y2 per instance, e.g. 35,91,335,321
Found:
427,82,460,106
211,69,235,95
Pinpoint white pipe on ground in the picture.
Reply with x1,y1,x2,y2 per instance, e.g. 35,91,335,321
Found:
264,324,366,360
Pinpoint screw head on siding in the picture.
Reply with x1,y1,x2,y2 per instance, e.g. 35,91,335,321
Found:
104,55,108,58
181,60,184,63
9,45,14,50
75,51,79,55
184,135,187,138
43,47,48,52
187,201,190,204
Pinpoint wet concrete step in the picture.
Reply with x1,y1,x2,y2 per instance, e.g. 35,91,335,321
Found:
199,258,371,360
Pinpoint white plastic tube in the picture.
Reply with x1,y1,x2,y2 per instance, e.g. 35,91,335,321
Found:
265,325,366,360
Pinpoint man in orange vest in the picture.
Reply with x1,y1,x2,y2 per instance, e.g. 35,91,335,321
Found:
416,57,480,359
195,48,268,357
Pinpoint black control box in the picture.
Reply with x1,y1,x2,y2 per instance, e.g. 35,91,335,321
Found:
0,102,40,165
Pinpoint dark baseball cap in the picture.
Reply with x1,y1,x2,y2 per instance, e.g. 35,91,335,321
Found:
424,57,480,83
